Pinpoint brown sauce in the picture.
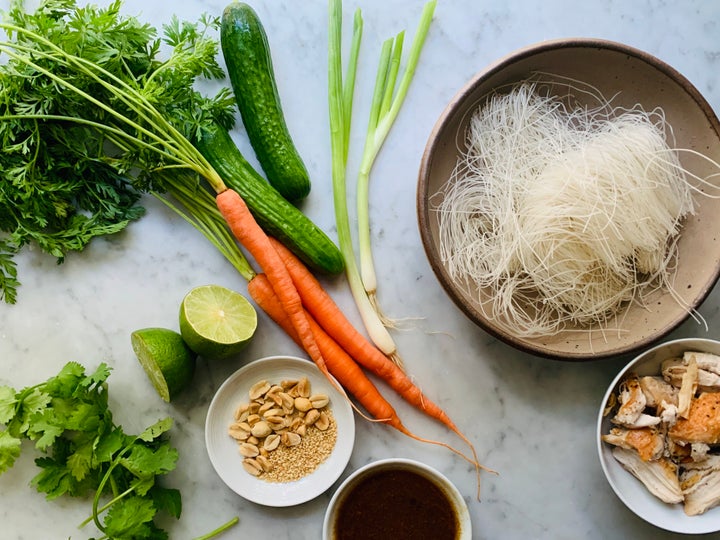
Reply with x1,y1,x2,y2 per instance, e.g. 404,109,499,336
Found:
333,468,459,540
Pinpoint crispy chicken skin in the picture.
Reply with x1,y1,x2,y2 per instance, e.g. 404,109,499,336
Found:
669,392,720,445
602,427,665,461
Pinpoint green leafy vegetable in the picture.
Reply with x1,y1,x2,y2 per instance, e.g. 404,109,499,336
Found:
0,362,238,539
0,362,179,538
0,0,235,304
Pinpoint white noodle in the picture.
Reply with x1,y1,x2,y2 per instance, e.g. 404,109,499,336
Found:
434,80,707,337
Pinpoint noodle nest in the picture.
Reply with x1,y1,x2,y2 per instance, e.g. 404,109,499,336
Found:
435,80,698,337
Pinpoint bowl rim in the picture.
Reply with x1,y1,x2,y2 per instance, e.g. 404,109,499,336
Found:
417,38,720,361
322,457,472,540
596,337,720,533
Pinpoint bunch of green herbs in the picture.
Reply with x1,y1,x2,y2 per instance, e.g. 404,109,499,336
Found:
1,362,179,539
0,0,236,304
0,361,238,539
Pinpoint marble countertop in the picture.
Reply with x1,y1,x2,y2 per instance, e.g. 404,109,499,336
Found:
2,0,720,538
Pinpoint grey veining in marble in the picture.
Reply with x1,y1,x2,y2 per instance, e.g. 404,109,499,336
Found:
1,1,720,539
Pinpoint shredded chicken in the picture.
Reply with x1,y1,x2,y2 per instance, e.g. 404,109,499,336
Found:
611,447,683,504
681,455,720,516
603,350,720,518
663,353,720,393
612,376,656,428
639,376,678,408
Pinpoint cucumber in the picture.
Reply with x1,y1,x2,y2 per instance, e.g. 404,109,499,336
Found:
221,2,311,202
196,124,344,275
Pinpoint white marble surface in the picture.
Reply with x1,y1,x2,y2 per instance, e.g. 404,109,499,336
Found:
1,0,720,539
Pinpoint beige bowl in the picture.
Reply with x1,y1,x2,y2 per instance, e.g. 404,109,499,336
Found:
417,38,720,361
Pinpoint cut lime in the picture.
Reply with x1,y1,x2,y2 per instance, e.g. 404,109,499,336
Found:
131,327,197,402
179,284,258,360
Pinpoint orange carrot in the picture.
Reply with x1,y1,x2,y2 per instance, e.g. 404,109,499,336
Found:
268,237,479,453
216,189,326,375
247,273,482,466
249,274,401,427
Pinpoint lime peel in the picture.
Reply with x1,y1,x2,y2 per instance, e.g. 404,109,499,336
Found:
179,284,258,360
131,327,197,402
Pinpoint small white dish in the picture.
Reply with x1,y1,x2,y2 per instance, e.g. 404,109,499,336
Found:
205,355,355,507
322,458,472,539
597,337,720,534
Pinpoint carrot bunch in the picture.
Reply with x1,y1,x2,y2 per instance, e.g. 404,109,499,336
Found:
215,189,492,496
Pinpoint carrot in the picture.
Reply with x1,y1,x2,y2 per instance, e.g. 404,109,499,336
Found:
247,273,488,487
215,189,326,375
248,274,398,426
268,236,485,466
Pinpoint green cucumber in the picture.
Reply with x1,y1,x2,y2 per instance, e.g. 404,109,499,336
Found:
221,2,311,202
196,124,344,275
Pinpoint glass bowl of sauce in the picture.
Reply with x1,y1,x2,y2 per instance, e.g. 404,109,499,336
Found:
322,458,471,540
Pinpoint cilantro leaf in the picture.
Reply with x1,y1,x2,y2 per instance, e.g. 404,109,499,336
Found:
66,440,94,481
0,385,18,423
80,362,112,390
103,496,158,539
43,361,87,397
64,401,102,432
120,443,178,479
138,417,173,442
0,430,22,473
150,486,182,519
2,360,182,537
94,425,126,464
26,408,65,450
7,387,52,437
31,455,79,500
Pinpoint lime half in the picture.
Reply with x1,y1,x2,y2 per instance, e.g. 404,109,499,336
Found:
179,284,258,360
131,327,197,402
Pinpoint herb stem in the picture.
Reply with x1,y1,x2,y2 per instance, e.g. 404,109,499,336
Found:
153,179,256,281
192,516,240,540
0,24,226,192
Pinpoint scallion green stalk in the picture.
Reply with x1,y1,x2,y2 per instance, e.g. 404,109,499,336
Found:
328,0,436,364
356,0,436,311
329,0,399,360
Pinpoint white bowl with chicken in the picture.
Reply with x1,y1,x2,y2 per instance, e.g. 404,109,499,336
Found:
598,337,720,534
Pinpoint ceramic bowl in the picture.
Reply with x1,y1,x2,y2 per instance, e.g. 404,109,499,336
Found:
597,337,720,534
205,355,355,507
322,458,472,539
417,38,720,361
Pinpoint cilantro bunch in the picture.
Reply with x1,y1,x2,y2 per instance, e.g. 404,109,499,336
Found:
0,0,235,304
0,362,183,539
